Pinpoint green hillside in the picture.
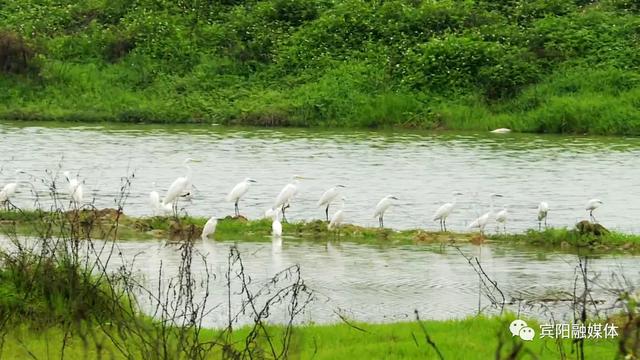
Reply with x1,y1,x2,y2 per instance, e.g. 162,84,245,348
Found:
2,0,640,134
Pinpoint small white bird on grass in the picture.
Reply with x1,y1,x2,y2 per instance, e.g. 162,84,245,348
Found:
328,197,347,234
318,185,346,221
586,199,603,222
468,193,503,235
226,177,257,217
495,206,508,233
273,175,305,222
537,202,549,230
374,195,398,228
149,182,171,215
201,216,218,240
63,171,84,208
432,192,463,232
163,158,199,214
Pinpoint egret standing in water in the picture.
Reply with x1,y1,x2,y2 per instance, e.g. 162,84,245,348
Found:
328,197,347,234
537,202,549,230
273,175,305,222
201,216,218,240
318,185,346,221
468,193,503,235
586,199,603,222
0,183,17,210
226,178,257,217
495,205,508,233
432,191,463,232
0,169,22,211
63,171,83,207
373,195,398,228
162,158,198,214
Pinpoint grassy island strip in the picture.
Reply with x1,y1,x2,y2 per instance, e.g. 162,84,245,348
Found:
2,1,640,135
1,209,639,253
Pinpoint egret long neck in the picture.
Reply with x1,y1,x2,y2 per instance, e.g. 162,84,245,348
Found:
185,164,192,181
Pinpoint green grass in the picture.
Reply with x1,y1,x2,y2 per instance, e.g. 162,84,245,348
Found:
3,209,640,254
0,316,620,359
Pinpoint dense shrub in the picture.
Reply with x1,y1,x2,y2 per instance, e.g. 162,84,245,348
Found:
1,0,640,134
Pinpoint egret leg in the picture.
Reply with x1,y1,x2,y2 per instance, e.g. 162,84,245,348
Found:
443,219,447,232
281,204,288,223
538,221,541,231
325,205,330,222
381,215,384,228
234,201,239,217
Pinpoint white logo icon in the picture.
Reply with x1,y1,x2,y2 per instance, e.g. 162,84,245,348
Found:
510,319,535,341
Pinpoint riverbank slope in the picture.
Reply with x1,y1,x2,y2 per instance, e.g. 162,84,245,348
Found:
1,1,640,135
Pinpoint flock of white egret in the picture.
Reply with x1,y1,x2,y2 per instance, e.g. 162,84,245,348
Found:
0,158,605,241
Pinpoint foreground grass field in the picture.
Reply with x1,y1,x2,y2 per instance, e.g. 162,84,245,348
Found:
1,209,639,253
2,317,619,359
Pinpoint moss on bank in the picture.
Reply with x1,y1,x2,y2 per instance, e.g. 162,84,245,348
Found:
2,209,640,254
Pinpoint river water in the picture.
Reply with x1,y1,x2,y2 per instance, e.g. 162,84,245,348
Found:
2,122,640,233
90,238,639,327
2,122,640,326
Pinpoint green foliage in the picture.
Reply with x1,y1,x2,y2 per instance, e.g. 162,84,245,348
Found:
1,0,640,134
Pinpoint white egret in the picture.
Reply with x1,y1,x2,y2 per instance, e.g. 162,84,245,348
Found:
273,175,305,222
0,183,18,210
63,171,83,207
537,202,549,230
149,183,172,215
373,195,398,228
468,193,503,234
201,216,218,240
495,205,508,233
586,199,603,222
328,197,346,232
432,191,463,232
163,158,198,213
490,128,511,134
318,185,346,221
272,211,282,237
226,177,257,217
0,169,22,210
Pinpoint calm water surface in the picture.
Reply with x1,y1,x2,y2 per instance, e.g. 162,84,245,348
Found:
2,122,640,233
87,238,640,327
2,122,640,326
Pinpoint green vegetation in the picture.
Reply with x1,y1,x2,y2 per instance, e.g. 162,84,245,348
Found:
1,0,640,134
3,209,640,253
0,317,621,359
